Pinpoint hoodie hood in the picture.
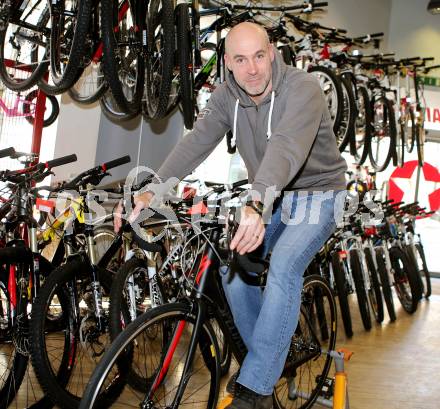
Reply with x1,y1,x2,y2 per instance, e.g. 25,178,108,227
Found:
225,45,287,108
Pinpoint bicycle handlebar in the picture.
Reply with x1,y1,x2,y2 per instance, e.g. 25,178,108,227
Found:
0,147,15,159
101,155,131,171
45,154,77,170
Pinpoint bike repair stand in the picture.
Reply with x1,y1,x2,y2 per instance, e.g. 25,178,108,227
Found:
315,348,353,409
217,349,353,409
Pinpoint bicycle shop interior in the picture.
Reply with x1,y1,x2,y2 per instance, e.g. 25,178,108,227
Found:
0,0,439,408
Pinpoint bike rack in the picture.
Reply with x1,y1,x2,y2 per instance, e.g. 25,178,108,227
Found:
2,59,47,164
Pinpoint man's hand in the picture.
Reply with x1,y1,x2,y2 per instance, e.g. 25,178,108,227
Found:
113,191,154,233
230,205,265,255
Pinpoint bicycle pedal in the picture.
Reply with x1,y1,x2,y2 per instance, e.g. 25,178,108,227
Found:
217,394,233,409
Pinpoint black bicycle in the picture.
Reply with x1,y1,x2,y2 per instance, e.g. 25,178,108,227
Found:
80,181,337,409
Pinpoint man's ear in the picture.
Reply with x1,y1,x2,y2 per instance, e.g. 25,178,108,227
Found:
224,53,232,71
269,44,275,62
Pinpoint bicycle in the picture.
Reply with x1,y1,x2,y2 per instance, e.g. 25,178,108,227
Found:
0,89,59,127
80,180,337,409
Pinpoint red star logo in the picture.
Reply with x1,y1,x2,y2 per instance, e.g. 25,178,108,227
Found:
389,161,440,213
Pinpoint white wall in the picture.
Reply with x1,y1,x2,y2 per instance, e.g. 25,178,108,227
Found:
389,0,440,62
311,0,392,51
52,94,101,183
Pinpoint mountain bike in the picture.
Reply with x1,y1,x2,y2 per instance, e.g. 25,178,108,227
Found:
80,181,337,409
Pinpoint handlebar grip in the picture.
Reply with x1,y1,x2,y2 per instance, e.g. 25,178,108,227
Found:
337,28,348,34
102,155,131,171
370,32,384,38
232,179,249,189
423,57,435,61
45,154,77,169
313,2,328,7
0,147,15,159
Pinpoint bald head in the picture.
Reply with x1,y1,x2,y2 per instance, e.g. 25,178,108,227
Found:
223,22,274,104
225,22,270,55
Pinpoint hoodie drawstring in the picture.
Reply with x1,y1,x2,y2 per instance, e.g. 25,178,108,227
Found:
231,99,239,149
231,91,275,149
267,91,275,139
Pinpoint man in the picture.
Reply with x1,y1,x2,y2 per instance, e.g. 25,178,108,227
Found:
115,22,347,409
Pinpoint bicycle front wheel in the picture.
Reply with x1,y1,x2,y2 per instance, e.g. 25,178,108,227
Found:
79,302,221,409
274,275,337,409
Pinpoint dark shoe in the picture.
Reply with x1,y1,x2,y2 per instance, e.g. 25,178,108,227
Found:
225,383,273,409
226,371,239,395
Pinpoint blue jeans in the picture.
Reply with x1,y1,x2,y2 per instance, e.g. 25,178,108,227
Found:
220,190,345,395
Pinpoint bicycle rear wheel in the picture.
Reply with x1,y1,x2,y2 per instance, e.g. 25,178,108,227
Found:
143,0,175,119
308,65,343,137
100,0,145,114
389,246,421,314
45,0,93,94
273,275,337,409
0,4,49,91
369,95,396,172
79,302,221,409
353,85,372,165
176,2,195,129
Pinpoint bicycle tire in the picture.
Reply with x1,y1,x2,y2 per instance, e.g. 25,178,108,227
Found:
100,0,144,114
274,274,337,409
364,247,384,323
389,246,421,314
369,95,396,172
143,0,175,119
308,65,343,137
100,90,140,122
278,45,294,66
176,3,195,129
337,75,357,153
375,247,396,322
30,257,122,409
67,63,108,105
0,6,49,91
349,249,372,331
414,243,431,298
46,0,93,94
0,246,53,407
353,85,373,165
331,251,353,338
23,90,60,127
79,302,221,409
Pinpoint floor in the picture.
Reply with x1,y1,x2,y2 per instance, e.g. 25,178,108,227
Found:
6,280,440,409
327,278,440,409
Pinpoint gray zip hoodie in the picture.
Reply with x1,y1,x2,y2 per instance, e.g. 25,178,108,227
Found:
154,47,347,207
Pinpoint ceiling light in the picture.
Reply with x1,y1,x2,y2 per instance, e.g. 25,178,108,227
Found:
427,0,440,14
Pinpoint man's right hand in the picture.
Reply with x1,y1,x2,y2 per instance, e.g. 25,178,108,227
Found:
113,191,154,233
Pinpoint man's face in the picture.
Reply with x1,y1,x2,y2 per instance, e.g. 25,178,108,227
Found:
225,34,274,98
